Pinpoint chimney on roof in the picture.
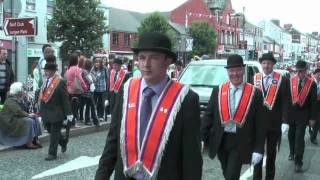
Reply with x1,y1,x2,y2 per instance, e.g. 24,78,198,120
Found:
284,24,292,29
271,19,280,27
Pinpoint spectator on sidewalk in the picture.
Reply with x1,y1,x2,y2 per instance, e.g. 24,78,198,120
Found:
66,53,87,126
0,48,14,104
91,57,108,121
81,58,100,127
0,82,42,149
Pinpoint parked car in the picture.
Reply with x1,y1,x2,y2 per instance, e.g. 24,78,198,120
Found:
178,59,262,115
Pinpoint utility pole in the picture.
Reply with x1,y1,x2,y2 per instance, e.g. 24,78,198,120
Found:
10,0,17,78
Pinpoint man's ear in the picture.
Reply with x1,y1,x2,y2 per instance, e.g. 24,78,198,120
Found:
165,56,173,66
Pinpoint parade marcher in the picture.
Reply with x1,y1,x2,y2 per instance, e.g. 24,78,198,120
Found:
287,60,318,172
309,68,320,145
108,58,130,114
253,53,288,180
0,48,14,104
201,54,266,180
95,32,203,180
40,63,72,161
0,82,42,149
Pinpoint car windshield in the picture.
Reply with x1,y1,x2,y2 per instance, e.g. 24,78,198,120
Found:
179,64,228,87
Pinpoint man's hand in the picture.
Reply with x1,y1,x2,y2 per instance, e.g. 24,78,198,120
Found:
309,119,316,127
281,123,289,134
63,115,73,126
201,141,204,153
251,152,263,166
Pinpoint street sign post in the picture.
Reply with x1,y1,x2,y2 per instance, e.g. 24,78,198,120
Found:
4,17,37,36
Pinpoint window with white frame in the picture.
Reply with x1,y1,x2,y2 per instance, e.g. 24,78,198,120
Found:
26,0,36,11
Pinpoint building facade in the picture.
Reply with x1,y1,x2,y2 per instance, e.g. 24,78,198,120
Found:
1,0,59,82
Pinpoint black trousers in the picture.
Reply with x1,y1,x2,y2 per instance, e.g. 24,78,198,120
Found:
217,133,242,180
83,94,98,123
288,120,307,166
70,94,82,124
253,130,280,180
44,122,66,156
0,91,7,104
93,92,105,119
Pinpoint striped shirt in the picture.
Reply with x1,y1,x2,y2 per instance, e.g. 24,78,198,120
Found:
91,67,108,92
0,63,7,90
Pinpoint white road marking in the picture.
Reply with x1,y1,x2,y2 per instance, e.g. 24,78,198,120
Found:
31,155,101,179
240,156,266,180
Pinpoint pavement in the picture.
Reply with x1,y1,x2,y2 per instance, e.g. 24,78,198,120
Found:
0,120,111,152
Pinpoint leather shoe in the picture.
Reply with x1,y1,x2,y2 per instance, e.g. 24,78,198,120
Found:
45,154,57,161
295,164,302,173
288,154,294,161
310,138,318,145
94,121,101,127
61,143,67,153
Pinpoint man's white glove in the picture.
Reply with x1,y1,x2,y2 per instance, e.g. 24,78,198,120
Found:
251,152,263,166
201,141,204,153
90,83,95,92
281,123,289,134
63,115,73,126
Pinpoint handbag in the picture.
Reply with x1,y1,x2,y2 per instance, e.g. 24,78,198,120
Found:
72,75,84,94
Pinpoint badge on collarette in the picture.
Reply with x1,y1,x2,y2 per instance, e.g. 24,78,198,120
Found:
128,103,135,108
256,81,262,86
272,79,278,84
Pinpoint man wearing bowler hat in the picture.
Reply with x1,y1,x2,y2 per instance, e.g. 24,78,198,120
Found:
108,57,130,114
253,52,288,180
309,68,320,144
95,32,202,180
201,54,266,180
287,60,317,172
39,62,72,161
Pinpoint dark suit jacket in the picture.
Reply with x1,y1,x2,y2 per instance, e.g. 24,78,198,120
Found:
287,78,318,124
258,73,289,131
40,77,71,123
95,83,203,180
201,85,266,164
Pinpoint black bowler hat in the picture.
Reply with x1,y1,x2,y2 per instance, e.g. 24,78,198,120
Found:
43,63,57,71
113,58,123,65
259,53,277,63
225,54,245,69
295,60,307,69
132,32,177,62
313,68,320,74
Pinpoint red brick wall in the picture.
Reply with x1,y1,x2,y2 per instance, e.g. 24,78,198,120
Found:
170,0,214,27
110,31,138,52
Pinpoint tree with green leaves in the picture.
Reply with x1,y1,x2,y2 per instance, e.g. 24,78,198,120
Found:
136,12,176,48
47,0,107,60
188,21,217,56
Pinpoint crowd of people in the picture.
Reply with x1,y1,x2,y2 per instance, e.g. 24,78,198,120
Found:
1,31,320,179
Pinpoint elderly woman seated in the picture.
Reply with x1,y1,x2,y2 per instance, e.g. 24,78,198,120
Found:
0,82,42,149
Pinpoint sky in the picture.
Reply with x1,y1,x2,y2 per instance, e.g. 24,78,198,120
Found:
101,0,320,33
